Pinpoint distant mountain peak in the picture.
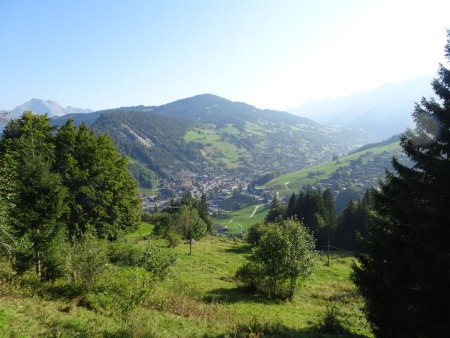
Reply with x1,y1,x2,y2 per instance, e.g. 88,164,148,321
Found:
5,98,92,118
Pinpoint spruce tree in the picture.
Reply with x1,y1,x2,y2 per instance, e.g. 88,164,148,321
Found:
286,192,297,219
353,32,450,337
54,121,141,239
0,113,66,279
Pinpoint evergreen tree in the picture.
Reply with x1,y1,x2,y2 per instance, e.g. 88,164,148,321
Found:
354,33,450,337
54,121,141,239
0,151,17,255
265,194,286,223
198,193,213,234
12,157,66,278
0,113,66,279
286,192,297,219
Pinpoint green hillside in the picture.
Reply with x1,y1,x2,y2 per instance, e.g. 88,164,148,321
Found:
215,204,270,234
52,94,374,184
266,141,403,197
0,227,372,337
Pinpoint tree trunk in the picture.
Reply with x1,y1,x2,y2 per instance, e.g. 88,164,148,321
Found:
35,251,42,277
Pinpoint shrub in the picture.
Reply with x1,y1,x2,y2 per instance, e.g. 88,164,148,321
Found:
80,265,150,319
319,303,346,334
166,231,182,248
108,239,143,266
236,220,317,299
139,240,177,281
246,223,269,245
70,233,108,291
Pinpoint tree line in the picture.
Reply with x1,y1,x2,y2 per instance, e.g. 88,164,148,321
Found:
0,113,141,279
264,187,370,253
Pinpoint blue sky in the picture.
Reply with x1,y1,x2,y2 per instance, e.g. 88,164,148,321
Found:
0,0,449,111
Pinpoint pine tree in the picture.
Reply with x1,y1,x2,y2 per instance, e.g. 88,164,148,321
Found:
354,32,450,337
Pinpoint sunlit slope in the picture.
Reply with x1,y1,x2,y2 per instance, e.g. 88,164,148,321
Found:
183,119,367,171
266,141,402,197
214,204,270,234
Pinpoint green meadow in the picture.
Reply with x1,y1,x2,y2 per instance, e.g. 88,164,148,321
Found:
0,222,373,337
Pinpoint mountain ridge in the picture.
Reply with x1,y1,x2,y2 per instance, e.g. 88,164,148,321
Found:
288,76,434,139
2,98,92,118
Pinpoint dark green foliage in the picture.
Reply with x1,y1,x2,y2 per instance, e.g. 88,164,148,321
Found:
264,204,287,223
236,220,317,299
264,194,287,223
0,113,141,280
353,33,450,337
286,192,297,219
0,113,67,279
0,151,16,255
108,238,143,266
334,191,370,252
335,187,363,214
160,192,213,235
54,120,141,240
294,188,337,248
127,161,157,189
246,223,270,245
92,110,201,178
173,205,207,241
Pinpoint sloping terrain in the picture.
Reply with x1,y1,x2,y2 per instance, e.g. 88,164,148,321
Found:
266,140,405,197
50,94,372,185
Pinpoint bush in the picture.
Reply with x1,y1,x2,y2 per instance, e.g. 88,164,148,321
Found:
319,303,346,334
139,240,177,281
108,239,143,266
236,220,317,299
166,231,182,248
70,233,108,291
80,265,150,318
246,223,269,245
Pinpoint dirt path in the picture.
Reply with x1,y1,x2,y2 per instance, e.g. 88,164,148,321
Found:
250,204,262,218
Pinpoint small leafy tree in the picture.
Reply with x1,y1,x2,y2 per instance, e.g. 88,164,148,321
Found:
70,233,108,291
139,240,177,281
172,205,206,255
236,219,317,299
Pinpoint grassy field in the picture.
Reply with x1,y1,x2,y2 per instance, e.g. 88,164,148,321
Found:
184,128,250,168
0,222,373,337
214,204,270,234
266,142,402,197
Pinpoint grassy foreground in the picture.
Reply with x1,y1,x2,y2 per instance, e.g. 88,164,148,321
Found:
0,225,372,337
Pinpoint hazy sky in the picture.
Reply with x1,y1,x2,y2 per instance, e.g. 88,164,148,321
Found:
1,0,449,111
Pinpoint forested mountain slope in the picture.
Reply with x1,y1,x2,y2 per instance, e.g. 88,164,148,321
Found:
52,94,373,185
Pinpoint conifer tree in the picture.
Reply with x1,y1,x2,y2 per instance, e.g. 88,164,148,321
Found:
54,121,141,239
354,32,450,337
0,113,66,279
286,192,297,219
